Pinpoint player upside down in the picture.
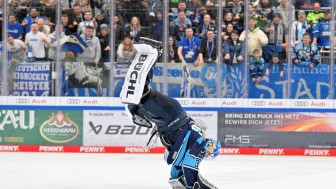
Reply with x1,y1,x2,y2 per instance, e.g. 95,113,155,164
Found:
120,42,221,189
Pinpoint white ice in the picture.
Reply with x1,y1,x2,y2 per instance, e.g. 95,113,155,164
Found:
0,153,335,189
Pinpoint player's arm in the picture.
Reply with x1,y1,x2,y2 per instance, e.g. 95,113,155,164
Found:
126,104,152,128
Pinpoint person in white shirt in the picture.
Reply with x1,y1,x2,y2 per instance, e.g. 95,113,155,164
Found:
25,22,50,61
7,34,27,62
37,18,51,36
77,11,98,35
290,10,311,47
47,25,66,61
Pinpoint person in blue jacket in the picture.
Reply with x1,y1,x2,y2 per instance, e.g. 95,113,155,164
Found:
313,9,335,48
224,29,245,64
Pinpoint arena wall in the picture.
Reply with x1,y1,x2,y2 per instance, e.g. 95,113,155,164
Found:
1,97,336,156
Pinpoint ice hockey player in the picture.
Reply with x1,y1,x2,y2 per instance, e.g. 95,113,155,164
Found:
120,40,221,189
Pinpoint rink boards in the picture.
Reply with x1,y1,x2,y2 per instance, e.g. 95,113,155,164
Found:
1,97,336,156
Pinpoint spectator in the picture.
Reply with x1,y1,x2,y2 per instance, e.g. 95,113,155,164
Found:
168,35,179,63
122,0,143,24
148,11,164,42
37,18,51,37
204,0,225,18
8,14,23,40
307,2,324,28
47,25,66,61
8,0,20,20
7,34,27,62
77,26,101,65
226,0,244,7
168,3,178,22
258,0,276,21
276,0,295,29
239,18,268,56
71,3,84,23
177,1,192,19
22,8,46,37
80,0,92,14
25,22,50,61
98,24,110,63
291,10,312,47
77,11,98,35
186,0,203,23
292,32,320,68
223,23,234,41
313,9,333,48
224,30,245,64
230,0,243,18
265,53,284,78
116,35,137,63
193,6,209,27
199,29,217,64
226,8,243,32
112,14,125,46
95,9,110,36
170,10,192,41
40,0,56,23
61,14,78,36
223,12,235,31
263,13,288,62
197,14,215,40
125,16,146,43
177,26,202,65
247,4,268,31
249,48,265,83
294,0,314,9
18,0,41,23
248,3,261,21
141,0,163,27
315,0,331,8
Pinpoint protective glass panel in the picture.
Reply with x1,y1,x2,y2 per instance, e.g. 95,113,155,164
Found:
61,0,112,97
291,1,332,99
5,0,54,96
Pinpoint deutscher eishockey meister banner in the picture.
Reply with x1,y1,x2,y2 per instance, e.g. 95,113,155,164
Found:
10,63,51,96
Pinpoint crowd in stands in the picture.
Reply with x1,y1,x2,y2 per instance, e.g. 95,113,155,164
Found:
1,0,334,82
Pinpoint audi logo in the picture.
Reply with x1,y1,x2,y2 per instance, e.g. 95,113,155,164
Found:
294,101,308,107
251,101,266,106
178,100,189,105
16,98,30,104
66,99,81,104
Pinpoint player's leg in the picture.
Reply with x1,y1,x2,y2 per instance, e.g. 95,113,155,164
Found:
192,174,218,189
181,128,220,189
168,166,187,189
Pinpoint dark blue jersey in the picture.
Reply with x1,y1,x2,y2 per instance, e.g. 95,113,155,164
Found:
128,89,189,136
313,19,335,47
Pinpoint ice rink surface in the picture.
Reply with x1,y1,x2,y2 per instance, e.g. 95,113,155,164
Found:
0,153,335,189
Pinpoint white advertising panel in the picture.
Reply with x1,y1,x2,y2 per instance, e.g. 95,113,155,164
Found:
186,111,218,140
83,110,218,146
83,110,159,146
